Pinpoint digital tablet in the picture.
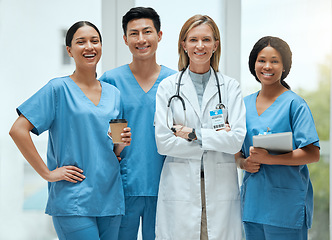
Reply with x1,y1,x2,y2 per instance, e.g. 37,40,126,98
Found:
252,132,293,154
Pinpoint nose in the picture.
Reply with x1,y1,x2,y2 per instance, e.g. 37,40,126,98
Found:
138,32,146,43
196,40,204,49
263,62,271,70
85,41,93,50
263,61,271,69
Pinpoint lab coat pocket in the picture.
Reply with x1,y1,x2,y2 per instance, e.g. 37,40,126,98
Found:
215,162,240,201
159,161,191,202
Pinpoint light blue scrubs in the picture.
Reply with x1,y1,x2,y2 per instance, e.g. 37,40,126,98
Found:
241,90,320,239
100,65,176,239
17,76,125,217
52,215,122,240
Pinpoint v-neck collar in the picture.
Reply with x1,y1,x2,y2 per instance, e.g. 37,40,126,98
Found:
67,76,104,107
126,64,162,94
254,90,290,117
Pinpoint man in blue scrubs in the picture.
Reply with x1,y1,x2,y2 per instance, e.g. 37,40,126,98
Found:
100,7,176,240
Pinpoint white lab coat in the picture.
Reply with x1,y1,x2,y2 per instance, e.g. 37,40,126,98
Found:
154,68,246,240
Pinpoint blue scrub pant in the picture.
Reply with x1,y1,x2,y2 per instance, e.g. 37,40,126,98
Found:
52,215,122,240
244,221,308,240
118,196,157,240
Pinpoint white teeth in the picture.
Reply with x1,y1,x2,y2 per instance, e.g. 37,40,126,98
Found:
263,73,273,76
84,54,95,58
137,47,147,50
195,52,205,55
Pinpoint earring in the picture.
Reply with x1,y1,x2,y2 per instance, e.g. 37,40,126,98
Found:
185,50,188,53
212,50,215,53
283,69,285,72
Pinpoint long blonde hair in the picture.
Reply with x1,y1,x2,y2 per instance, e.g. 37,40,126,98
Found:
178,15,221,72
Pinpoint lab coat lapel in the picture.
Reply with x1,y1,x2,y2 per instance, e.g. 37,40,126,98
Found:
201,69,224,113
180,69,201,120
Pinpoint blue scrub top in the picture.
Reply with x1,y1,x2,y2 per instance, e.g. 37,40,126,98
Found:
17,76,125,216
241,90,320,229
100,65,176,196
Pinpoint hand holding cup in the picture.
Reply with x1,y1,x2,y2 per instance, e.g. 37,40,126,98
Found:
109,119,131,145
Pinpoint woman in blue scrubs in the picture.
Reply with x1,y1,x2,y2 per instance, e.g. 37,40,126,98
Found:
235,36,320,240
9,21,131,240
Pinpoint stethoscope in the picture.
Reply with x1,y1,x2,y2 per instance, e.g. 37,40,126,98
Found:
166,67,227,131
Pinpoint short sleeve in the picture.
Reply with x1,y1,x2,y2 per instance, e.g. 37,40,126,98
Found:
99,72,107,82
291,99,320,149
99,71,115,85
16,81,56,135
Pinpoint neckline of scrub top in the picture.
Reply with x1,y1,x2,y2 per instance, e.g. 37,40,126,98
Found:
255,90,290,117
67,76,104,107
125,64,164,95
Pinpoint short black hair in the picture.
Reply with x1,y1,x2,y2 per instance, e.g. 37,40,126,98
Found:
65,21,102,47
248,36,292,89
122,7,161,36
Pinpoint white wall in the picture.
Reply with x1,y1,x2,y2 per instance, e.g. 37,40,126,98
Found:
101,0,135,72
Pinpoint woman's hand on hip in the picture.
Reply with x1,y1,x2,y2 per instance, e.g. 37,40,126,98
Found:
47,166,85,183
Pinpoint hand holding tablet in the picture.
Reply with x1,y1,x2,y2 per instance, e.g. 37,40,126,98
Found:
253,132,293,154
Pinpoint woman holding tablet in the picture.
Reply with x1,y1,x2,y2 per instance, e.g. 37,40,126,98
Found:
235,36,320,240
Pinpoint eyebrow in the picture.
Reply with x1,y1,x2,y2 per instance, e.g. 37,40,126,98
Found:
75,36,99,41
188,36,212,39
258,56,279,58
128,26,153,32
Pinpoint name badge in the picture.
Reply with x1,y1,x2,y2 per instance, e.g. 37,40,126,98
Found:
210,109,225,130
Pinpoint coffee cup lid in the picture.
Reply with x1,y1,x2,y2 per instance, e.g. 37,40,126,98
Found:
109,119,127,123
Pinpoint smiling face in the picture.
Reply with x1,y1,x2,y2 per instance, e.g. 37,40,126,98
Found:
66,25,102,70
255,46,284,87
123,18,162,61
182,24,219,73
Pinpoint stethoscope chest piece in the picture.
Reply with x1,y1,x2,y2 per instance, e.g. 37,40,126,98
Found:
215,103,226,110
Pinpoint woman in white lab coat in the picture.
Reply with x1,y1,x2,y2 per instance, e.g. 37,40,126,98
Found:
154,15,246,240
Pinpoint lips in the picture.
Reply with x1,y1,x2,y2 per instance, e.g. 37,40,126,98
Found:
262,72,274,76
136,46,149,50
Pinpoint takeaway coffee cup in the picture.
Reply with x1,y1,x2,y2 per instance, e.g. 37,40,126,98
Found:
109,119,128,144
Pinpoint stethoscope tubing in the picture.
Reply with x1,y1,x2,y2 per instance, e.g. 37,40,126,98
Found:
166,68,226,130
